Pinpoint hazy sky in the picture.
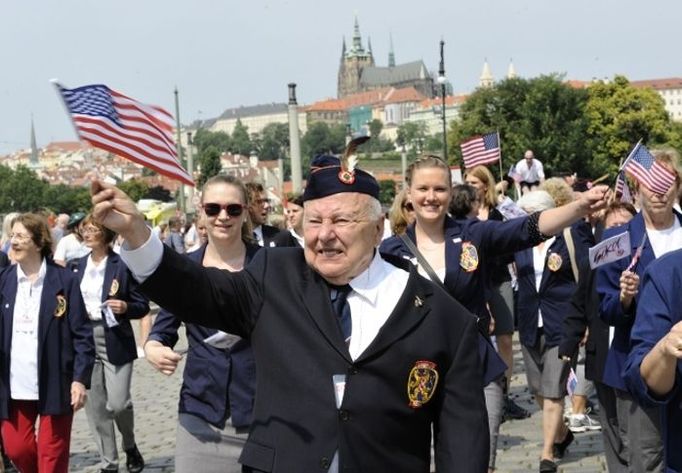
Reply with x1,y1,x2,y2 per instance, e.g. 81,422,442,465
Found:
1,0,679,154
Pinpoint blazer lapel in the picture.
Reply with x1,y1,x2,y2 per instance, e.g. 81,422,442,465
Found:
443,218,465,291
539,238,561,291
299,266,353,364
102,252,118,302
1,267,18,351
38,265,61,348
355,269,432,363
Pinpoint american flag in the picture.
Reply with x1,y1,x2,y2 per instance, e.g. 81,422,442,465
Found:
460,132,501,168
54,82,194,186
623,142,675,195
614,171,633,203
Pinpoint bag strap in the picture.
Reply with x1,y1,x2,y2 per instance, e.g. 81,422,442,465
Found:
563,227,579,284
398,233,447,291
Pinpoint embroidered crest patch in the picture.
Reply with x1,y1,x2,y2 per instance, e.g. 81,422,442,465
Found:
407,360,439,408
459,242,479,272
109,278,120,297
54,295,67,318
547,253,563,272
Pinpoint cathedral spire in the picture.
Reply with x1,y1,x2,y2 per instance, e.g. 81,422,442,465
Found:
29,115,39,166
351,14,364,53
480,59,494,88
367,36,373,59
341,36,347,61
507,59,517,79
388,33,395,67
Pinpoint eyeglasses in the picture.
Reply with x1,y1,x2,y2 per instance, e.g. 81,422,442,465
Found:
81,227,102,235
9,233,31,242
255,198,271,206
202,203,245,217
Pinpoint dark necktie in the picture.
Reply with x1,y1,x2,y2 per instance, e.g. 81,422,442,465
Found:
329,284,352,343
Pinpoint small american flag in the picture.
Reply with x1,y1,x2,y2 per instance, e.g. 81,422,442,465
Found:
623,142,675,195
54,82,194,186
566,368,578,396
460,132,501,168
614,171,633,203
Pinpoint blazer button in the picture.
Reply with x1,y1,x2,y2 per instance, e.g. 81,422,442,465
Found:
319,457,330,469
339,409,350,421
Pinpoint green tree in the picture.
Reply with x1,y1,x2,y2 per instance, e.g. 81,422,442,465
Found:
193,128,231,154
43,185,91,214
450,75,590,176
301,122,347,174
119,179,150,203
0,166,47,211
231,119,252,156
257,123,290,160
378,179,397,206
396,122,428,154
198,145,223,187
145,185,173,202
584,75,675,176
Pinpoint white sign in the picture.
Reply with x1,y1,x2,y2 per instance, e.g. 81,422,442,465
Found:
588,231,631,269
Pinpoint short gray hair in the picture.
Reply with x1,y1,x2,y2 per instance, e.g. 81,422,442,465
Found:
517,190,555,213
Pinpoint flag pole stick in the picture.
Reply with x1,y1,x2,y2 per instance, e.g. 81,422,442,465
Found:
497,129,503,180
174,86,186,214
50,79,84,142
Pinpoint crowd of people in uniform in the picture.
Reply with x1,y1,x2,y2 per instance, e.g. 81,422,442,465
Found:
0,141,680,473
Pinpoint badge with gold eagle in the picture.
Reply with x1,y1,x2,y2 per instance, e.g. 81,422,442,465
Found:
459,241,479,272
109,278,120,297
407,360,439,408
54,294,67,318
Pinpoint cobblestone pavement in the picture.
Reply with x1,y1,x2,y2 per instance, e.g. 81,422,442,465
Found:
63,330,606,472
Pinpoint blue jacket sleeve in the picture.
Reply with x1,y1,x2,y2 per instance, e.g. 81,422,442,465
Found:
596,256,632,327
625,259,682,406
66,271,95,388
148,307,182,348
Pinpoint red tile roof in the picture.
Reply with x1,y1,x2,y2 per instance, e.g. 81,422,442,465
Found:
417,94,467,109
630,78,682,90
382,87,426,104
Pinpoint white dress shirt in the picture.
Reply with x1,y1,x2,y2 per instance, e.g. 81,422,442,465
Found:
80,255,108,321
514,158,545,183
10,259,47,400
533,237,555,328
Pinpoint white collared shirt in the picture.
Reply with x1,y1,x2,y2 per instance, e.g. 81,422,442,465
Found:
290,229,304,248
10,259,47,400
80,255,108,321
532,237,555,327
346,250,410,360
253,225,264,247
515,158,545,183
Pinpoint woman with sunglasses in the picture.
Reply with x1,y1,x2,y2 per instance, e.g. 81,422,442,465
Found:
144,175,259,473
71,214,150,473
380,156,610,473
387,189,416,236
0,213,94,473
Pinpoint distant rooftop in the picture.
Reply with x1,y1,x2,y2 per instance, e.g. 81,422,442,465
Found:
360,61,431,87
630,78,682,90
218,103,288,120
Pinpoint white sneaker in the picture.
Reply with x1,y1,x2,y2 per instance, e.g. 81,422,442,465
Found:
568,413,601,433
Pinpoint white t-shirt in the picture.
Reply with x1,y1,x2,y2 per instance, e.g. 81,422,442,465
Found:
53,233,90,263
647,218,682,258
514,159,545,183
10,260,47,400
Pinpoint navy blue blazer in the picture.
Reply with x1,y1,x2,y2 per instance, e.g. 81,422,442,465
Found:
597,210,682,391
625,250,682,473
514,223,591,348
71,250,150,366
148,243,259,429
0,259,95,417
380,215,553,319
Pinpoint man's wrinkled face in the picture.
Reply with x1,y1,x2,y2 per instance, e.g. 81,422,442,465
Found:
303,193,383,285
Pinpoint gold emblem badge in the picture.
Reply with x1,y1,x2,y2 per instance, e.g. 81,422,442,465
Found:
54,294,67,318
109,278,119,297
459,242,479,272
407,360,439,408
337,170,356,185
547,253,563,272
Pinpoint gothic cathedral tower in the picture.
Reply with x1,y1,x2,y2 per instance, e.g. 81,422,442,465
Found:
337,17,375,98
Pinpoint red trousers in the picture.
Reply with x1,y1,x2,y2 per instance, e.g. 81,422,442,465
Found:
0,400,73,473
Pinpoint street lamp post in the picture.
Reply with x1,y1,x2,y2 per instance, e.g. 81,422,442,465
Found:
437,40,447,161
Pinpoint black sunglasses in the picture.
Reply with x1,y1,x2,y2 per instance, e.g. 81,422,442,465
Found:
202,203,244,217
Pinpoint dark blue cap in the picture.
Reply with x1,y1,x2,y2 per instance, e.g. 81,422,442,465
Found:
303,154,380,202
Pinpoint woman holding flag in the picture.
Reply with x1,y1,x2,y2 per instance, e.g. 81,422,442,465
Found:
597,146,682,473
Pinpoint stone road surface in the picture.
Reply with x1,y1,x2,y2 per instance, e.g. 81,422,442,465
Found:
61,329,607,472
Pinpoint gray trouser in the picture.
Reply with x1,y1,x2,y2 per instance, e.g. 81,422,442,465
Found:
595,382,628,473
615,389,663,473
484,378,504,470
175,412,248,473
85,322,136,471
